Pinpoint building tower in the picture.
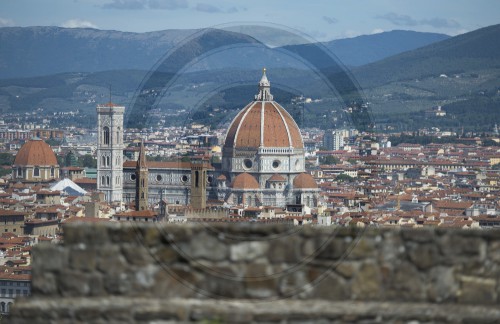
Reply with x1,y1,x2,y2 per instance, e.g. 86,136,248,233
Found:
96,102,124,203
190,156,209,210
135,141,148,211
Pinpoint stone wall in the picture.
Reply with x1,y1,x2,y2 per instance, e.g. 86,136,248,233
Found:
11,223,500,323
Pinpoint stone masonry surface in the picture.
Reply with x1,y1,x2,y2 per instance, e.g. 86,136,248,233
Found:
10,223,500,323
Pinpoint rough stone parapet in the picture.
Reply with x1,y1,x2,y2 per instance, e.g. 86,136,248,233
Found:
11,298,500,323
10,223,500,322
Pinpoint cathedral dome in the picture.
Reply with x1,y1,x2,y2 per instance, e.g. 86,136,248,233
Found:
293,173,318,189
223,70,304,150
14,138,58,166
231,172,259,189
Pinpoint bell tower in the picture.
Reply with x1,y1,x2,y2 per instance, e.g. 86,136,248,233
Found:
96,102,124,203
190,156,209,210
135,141,149,211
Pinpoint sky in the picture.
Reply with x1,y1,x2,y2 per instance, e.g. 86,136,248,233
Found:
1,0,499,41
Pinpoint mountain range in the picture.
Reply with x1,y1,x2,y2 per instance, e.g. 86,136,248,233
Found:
0,24,499,132
0,26,449,79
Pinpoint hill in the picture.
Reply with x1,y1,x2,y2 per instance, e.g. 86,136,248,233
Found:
322,30,449,67
0,27,449,79
353,24,500,88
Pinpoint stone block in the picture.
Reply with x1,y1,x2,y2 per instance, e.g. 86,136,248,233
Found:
348,237,376,260
268,235,302,263
189,232,229,261
308,271,349,300
230,241,269,261
407,242,440,271
69,245,97,272
352,261,382,300
96,245,128,273
458,276,497,304
427,266,458,303
32,244,68,272
57,270,91,297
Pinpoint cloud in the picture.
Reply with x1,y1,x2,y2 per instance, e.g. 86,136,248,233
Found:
61,19,99,29
377,12,418,26
102,0,188,10
377,12,461,29
0,18,15,27
195,3,222,13
149,0,188,10
420,17,460,29
322,16,338,25
102,0,146,9
371,28,384,34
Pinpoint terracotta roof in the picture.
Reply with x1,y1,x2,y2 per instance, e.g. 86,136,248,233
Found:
123,160,192,169
224,101,303,149
73,178,97,184
268,174,286,182
115,210,158,218
13,138,58,166
231,173,259,189
293,173,318,189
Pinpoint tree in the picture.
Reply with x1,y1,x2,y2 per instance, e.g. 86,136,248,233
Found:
78,154,97,168
335,174,354,182
0,153,14,166
319,155,340,165
65,151,78,167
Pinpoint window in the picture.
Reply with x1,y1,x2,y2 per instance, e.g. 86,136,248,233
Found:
156,174,162,182
101,176,105,186
106,156,110,166
50,167,55,177
243,159,253,170
17,168,22,177
103,126,110,145
272,160,281,169
106,176,110,186
33,167,40,177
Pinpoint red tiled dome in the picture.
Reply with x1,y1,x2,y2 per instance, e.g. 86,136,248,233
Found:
223,71,303,150
231,173,259,189
14,138,58,166
224,101,303,150
293,173,318,189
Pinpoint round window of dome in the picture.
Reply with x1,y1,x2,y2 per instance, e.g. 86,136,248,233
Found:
243,159,253,170
130,174,136,181
156,175,162,182
181,175,188,183
272,160,281,169
207,175,213,183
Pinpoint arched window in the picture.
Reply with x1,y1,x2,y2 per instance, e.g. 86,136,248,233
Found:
102,156,106,166
101,176,105,186
50,167,55,177
103,126,110,145
33,167,40,177
106,176,110,186
106,156,110,166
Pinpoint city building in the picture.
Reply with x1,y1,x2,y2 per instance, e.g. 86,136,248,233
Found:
11,138,60,183
120,70,319,209
96,102,124,203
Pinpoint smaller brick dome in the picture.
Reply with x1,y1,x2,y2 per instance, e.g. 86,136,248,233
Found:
293,173,318,189
14,138,58,166
231,173,259,189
